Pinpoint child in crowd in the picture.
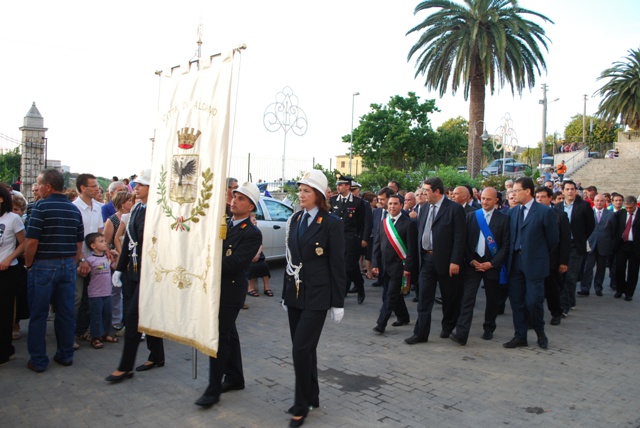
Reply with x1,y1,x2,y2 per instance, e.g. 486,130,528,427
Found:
246,212,272,297
83,233,118,349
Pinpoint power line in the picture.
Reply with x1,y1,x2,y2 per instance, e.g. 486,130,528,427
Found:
0,133,22,145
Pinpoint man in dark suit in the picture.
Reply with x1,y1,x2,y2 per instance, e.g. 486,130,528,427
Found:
330,175,366,303
371,187,394,272
554,180,595,316
372,195,418,333
580,194,615,296
536,187,570,326
452,186,477,214
405,177,466,345
195,182,262,407
450,188,509,345
504,177,558,350
613,195,640,301
350,182,372,280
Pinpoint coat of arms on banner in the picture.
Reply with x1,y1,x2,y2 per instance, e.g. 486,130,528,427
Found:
157,127,214,232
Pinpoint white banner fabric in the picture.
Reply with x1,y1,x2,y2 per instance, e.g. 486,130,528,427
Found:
138,51,236,357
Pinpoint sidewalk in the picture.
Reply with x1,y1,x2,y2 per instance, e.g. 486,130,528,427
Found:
2,262,639,427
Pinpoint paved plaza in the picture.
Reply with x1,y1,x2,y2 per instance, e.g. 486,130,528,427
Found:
2,261,639,427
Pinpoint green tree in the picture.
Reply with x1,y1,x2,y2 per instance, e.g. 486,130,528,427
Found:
343,92,438,170
0,148,21,184
563,114,619,150
407,0,553,178
595,48,640,130
434,116,468,167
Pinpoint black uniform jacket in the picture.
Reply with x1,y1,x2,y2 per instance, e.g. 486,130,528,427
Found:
282,210,346,310
221,217,262,309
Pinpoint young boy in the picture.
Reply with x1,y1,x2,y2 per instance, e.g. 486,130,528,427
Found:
83,233,118,349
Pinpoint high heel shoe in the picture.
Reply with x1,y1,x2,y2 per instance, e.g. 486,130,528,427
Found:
135,361,165,372
105,371,134,382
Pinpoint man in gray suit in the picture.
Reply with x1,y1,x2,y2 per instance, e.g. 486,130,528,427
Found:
579,194,616,296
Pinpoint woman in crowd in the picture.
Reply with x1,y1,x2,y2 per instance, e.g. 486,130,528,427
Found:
0,185,25,365
282,170,345,427
103,191,132,330
11,193,28,340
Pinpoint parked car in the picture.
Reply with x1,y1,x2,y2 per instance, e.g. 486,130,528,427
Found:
504,163,532,178
481,158,517,176
537,156,554,172
255,196,293,260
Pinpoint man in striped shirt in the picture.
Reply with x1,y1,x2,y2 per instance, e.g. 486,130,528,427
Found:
24,169,84,372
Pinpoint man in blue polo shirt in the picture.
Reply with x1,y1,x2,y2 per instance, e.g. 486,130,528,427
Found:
24,169,84,372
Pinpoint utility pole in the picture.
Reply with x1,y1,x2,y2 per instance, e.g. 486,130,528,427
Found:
541,84,547,155
583,95,587,146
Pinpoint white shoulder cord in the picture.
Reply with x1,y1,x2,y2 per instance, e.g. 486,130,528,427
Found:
285,215,303,298
125,202,141,272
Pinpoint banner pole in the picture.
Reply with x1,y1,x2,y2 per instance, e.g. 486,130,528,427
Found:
192,347,197,379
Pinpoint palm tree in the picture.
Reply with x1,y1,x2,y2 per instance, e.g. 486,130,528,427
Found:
595,48,640,130
407,0,553,177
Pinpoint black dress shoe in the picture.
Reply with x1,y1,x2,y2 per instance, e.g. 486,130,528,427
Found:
289,415,306,427
135,361,165,372
439,330,450,339
624,296,633,301
357,293,365,304
577,291,589,297
537,333,549,349
347,287,358,294
503,337,528,348
391,320,410,327
404,335,428,345
373,325,385,334
194,393,220,407
614,292,623,298
449,334,466,346
482,331,493,340
53,355,73,366
221,382,245,393
595,290,603,296
105,371,134,382
434,297,443,305
550,316,561,326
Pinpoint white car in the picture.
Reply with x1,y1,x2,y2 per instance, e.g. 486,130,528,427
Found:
255,196,293,260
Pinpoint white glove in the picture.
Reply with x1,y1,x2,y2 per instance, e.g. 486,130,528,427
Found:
112,271,123,288
281,300,288,312
330,307,344,323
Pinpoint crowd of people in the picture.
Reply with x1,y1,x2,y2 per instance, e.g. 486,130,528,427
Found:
2,166,639,427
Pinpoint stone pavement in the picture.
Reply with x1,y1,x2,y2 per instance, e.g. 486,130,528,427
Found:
2,262,639,428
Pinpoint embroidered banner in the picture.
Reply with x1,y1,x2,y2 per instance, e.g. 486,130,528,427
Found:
138,51,236,357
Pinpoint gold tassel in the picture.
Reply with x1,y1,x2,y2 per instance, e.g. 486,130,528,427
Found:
220,215,228,240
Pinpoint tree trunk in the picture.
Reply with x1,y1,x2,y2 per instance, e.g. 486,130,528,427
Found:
468,71,486,178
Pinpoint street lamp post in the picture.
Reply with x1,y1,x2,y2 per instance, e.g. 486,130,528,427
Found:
492,113,518,176
472,120,489,177
349,92,360,176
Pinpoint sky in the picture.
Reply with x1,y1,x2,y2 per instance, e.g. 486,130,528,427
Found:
1,0,638,181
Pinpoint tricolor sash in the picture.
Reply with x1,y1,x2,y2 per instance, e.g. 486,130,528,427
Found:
383,216,407,260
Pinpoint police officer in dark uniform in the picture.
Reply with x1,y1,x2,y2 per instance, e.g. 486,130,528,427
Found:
330,175,366,304
195,182,263,407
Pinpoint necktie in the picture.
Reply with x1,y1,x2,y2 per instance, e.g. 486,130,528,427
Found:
597,210,602,224
383,210,388,220
298,212,310,238
422,204,436,250
623,213,633,241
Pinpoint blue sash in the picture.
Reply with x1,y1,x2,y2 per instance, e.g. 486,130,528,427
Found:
475,210,508,284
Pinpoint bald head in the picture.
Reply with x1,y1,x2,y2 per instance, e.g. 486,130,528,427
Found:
480,187,498,211
452,186,470,206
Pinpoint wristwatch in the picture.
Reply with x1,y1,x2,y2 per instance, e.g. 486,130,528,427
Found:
79,257,86,265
